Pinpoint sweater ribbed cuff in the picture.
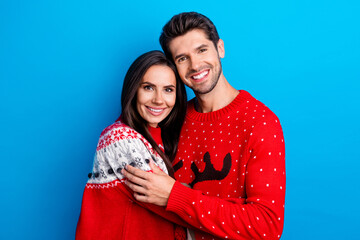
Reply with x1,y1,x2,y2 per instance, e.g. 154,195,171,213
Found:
166,181,193,214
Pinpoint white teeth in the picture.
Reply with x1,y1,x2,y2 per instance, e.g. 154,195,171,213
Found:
148,107,163,113
192,71,208,80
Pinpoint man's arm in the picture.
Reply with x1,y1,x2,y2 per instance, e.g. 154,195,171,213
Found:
119,180,192,228
94,124,193,228
123,116,286,239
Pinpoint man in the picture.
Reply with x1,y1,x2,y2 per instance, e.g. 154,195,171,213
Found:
123,12,285,239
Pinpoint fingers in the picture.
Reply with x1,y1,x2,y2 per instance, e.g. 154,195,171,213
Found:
121,161,173,206
125,179,147,194
121,167,148,187
149,159,165,175
124,164,149,179
133,192,148,203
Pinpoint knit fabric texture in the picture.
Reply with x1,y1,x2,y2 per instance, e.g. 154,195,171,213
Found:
167,90,286,240
76,121,187,240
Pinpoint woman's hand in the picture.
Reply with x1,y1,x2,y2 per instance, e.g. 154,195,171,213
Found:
122,160,176,206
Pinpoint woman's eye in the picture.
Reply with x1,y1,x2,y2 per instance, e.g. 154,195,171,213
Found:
165,88,174,93
144,85,153,90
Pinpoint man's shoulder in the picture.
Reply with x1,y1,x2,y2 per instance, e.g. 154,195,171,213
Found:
240,90,277,113
240,91,282,130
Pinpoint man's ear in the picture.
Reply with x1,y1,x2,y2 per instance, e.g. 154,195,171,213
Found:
217,39,225,58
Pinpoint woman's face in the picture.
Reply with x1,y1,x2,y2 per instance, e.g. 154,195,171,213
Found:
136,65,177,128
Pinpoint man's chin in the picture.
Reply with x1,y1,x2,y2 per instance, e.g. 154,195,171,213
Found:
193,81,219,95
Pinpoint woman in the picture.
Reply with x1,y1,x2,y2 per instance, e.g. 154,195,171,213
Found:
76,51,189,239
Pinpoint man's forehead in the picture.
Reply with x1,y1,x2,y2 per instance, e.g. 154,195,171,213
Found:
169,29,212,56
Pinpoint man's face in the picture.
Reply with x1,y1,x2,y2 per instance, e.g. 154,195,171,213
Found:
169,29,225,95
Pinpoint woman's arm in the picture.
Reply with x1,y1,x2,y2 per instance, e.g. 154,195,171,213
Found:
95,122,192,228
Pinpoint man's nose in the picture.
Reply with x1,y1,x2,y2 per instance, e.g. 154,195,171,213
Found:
190,56,201,71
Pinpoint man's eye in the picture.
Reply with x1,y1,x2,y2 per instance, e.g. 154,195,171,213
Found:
199,48,207,53
178,56,187,63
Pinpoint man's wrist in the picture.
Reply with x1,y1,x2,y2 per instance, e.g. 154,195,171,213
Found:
166,181,192,212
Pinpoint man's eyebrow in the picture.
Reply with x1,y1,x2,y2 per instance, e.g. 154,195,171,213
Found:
174,44,210,60
195,44,209,51
174,53,185,61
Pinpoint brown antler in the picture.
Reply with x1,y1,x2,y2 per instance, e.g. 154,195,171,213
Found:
189,152,232,187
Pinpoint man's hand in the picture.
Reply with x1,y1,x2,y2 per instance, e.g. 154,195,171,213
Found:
121,160,176,206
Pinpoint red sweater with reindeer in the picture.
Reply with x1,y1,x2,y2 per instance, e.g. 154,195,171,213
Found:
167,90,286,240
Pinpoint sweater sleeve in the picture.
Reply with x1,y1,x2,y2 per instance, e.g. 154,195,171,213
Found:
166,115,286,239
95,126,191,228
119,183,192,228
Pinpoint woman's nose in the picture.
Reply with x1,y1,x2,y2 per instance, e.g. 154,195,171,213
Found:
152,91,163,104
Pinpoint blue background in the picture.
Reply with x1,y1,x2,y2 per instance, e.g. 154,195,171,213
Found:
1,0,359,239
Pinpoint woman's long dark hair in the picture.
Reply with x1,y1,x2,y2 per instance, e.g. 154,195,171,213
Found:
120,50,187,177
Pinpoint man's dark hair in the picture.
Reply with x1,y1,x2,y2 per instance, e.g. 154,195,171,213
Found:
120,50,187,177
159,12,220,61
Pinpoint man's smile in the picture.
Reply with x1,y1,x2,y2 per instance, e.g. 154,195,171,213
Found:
191,70,209,80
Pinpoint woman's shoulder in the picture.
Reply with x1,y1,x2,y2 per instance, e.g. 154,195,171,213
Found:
97,121,146,151
99,121,139,138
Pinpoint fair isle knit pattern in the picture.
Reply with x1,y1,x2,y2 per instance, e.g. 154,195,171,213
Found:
167,90,286,240
76,121,187,240
87,121,168,186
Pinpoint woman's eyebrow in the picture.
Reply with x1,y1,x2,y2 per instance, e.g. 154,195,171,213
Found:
140,82,155,86
163,84,176,88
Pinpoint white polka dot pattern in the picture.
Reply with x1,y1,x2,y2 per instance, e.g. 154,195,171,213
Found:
167,90,286,240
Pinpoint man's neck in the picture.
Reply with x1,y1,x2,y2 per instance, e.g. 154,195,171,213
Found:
194,75,239,113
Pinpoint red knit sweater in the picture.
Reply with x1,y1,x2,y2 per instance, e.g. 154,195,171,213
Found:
167,90,286,240
76,122,187,240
